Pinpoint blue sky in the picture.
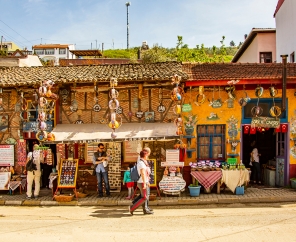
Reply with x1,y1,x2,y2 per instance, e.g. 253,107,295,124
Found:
0,0,278,50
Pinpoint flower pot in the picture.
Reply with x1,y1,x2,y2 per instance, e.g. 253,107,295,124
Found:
290,179,296,189
188,185,201,197
185,127,194,135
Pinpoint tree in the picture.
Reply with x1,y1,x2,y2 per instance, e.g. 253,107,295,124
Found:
230,40,236,47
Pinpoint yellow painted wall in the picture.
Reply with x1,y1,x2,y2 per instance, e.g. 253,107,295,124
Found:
182,86,295,166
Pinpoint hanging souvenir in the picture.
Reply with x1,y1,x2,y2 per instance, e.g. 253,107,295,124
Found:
182,86,192,112
255,86,264,97
194,86,206,106
70,91,78,112
209,86,223,108
238,86,251,107
108,78,122,138
269,86,278,97
157,88,166,113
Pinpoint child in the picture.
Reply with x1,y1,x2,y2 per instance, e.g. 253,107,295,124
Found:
123,163,135,200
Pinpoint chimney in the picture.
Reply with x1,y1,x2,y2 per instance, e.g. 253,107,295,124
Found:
244,34,248,40
281,54,288,111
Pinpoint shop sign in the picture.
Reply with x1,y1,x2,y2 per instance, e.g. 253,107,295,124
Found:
0,145,14,166
251,117,280,128
166,149,179,163
0,172,10,190
182,104,192,112
23,121,53,133
159,176,186,192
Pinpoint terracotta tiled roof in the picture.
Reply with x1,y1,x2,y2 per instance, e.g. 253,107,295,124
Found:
32,44,71,49
0,62,187,87
274,0,285,17
182,62,296,81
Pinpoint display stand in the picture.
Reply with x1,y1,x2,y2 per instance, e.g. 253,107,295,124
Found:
53,159,79,200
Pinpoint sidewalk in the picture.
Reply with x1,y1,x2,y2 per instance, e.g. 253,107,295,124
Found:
1,185,296,206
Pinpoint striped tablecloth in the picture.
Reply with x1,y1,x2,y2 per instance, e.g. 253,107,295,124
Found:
191,171,222,189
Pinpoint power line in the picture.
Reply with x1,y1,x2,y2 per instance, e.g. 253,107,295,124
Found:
0,29,27,48
0,19,34,45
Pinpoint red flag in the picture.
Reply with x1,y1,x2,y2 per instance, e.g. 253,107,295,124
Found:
250,127,257,134
281,124,288,133
244,125,250,134
257,127,262,132
275,126,281,133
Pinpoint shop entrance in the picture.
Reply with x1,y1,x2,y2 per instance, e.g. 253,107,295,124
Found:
242,127,288,186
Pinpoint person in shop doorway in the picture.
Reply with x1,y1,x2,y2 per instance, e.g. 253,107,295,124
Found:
92,143,111,197
26,143,42,199
249,140,262,185
41,148,53,189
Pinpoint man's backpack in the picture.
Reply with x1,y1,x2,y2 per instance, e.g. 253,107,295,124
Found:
130,163,140,182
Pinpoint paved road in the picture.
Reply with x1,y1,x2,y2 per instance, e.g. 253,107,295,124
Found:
1,203,296,242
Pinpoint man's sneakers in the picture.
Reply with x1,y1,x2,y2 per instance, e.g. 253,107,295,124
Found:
25,196,32,200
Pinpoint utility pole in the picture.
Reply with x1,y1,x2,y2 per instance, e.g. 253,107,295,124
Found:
126,2,131,49
96,40,97,49
0,36,3,50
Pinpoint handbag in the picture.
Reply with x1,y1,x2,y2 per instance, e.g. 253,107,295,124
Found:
26,153,37,172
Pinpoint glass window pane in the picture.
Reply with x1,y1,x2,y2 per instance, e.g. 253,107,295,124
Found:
199,137,209,144
200,146,209,159
213,146,221,158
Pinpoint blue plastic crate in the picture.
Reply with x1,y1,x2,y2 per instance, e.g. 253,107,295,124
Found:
235,186,244,195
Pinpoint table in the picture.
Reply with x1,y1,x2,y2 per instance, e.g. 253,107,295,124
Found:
221,169,250,193
8,178,26,194
191,171,222,194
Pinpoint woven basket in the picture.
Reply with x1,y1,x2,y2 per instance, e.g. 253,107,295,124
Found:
77,192,88,198
54,195,74,202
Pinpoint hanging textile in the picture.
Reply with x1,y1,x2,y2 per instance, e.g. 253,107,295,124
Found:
46,149,53,165
17,139,27,166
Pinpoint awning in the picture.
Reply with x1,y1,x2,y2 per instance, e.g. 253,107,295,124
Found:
50,123,178,142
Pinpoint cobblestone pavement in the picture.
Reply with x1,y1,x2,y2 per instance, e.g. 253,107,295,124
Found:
1,184,296,206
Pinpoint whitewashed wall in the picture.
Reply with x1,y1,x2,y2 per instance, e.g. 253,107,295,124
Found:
275,0,296,62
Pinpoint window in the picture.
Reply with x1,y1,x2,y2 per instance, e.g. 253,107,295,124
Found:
45,49,54,55
59,48,66,55
197,125,226,160
35,49,44,55
276,132,286,156
260,52,272,63
290,52,295,63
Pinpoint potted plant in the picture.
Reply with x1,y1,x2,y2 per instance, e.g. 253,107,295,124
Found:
183,114,197,135
188,180,201,197
290,178,296,189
